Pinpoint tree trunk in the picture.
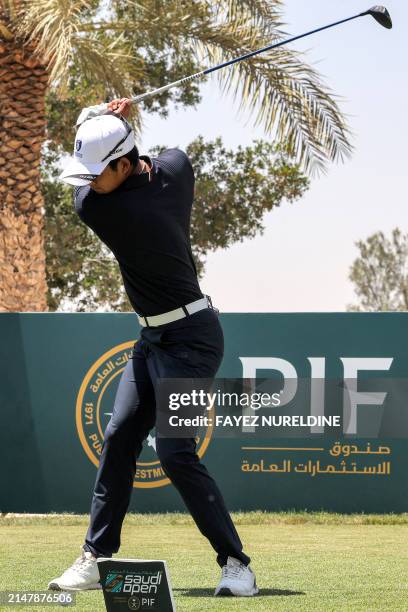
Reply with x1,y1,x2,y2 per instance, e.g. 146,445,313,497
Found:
0,39,49,311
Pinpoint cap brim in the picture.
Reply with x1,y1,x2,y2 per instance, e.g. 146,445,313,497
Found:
59,158,109,186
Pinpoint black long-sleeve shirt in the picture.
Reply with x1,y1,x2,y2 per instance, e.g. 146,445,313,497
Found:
74,148,203,316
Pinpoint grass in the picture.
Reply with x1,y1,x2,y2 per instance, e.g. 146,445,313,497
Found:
0,512,407,611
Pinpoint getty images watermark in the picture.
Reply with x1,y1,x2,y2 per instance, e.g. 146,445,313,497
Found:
167,387,340,429
155,377,408,439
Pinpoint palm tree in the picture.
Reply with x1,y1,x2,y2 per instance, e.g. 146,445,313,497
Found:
0,0,351,311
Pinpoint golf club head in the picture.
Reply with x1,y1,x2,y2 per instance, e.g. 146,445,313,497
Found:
363,5,392,29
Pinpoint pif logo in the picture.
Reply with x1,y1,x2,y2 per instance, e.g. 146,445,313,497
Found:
76,341,214,488
75,139,82,151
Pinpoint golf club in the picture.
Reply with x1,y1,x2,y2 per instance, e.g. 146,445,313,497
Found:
77,6,392,125
130,5,392,104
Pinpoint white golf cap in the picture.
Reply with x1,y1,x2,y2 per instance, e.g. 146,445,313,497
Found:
60,114,135,186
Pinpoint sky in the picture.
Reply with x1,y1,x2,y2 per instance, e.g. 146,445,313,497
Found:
138,0,407,313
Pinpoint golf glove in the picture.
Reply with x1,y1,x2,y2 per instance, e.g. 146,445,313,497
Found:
76,102,110,127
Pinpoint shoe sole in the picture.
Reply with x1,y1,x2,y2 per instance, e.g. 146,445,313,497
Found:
215,586,259,597
48,582,102,592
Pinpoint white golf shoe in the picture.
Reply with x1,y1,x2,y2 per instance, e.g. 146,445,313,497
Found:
48,548,101,591
214,556,259,597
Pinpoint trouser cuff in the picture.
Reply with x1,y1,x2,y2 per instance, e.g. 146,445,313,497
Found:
83,543,112,559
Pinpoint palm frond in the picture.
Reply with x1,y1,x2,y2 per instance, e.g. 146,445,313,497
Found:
4,0,352,172
71,35,133,94
12,1,143,97
13,0,95,79
190,7,352,173
0,0,18,21
223,0,286,36
0,0,19,39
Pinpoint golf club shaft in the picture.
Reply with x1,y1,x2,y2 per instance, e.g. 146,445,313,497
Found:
130,12,363,105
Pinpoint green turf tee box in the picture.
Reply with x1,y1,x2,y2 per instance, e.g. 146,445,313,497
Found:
97,558,175,611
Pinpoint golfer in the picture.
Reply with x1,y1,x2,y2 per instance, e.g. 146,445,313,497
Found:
48,98,258,597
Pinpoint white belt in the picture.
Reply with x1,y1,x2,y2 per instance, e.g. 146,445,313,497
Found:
137,296,212,327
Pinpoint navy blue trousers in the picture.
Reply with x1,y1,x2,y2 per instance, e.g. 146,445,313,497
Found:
84,308,250,567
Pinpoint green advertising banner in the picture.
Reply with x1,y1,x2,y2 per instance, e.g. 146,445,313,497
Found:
0,312,407,513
